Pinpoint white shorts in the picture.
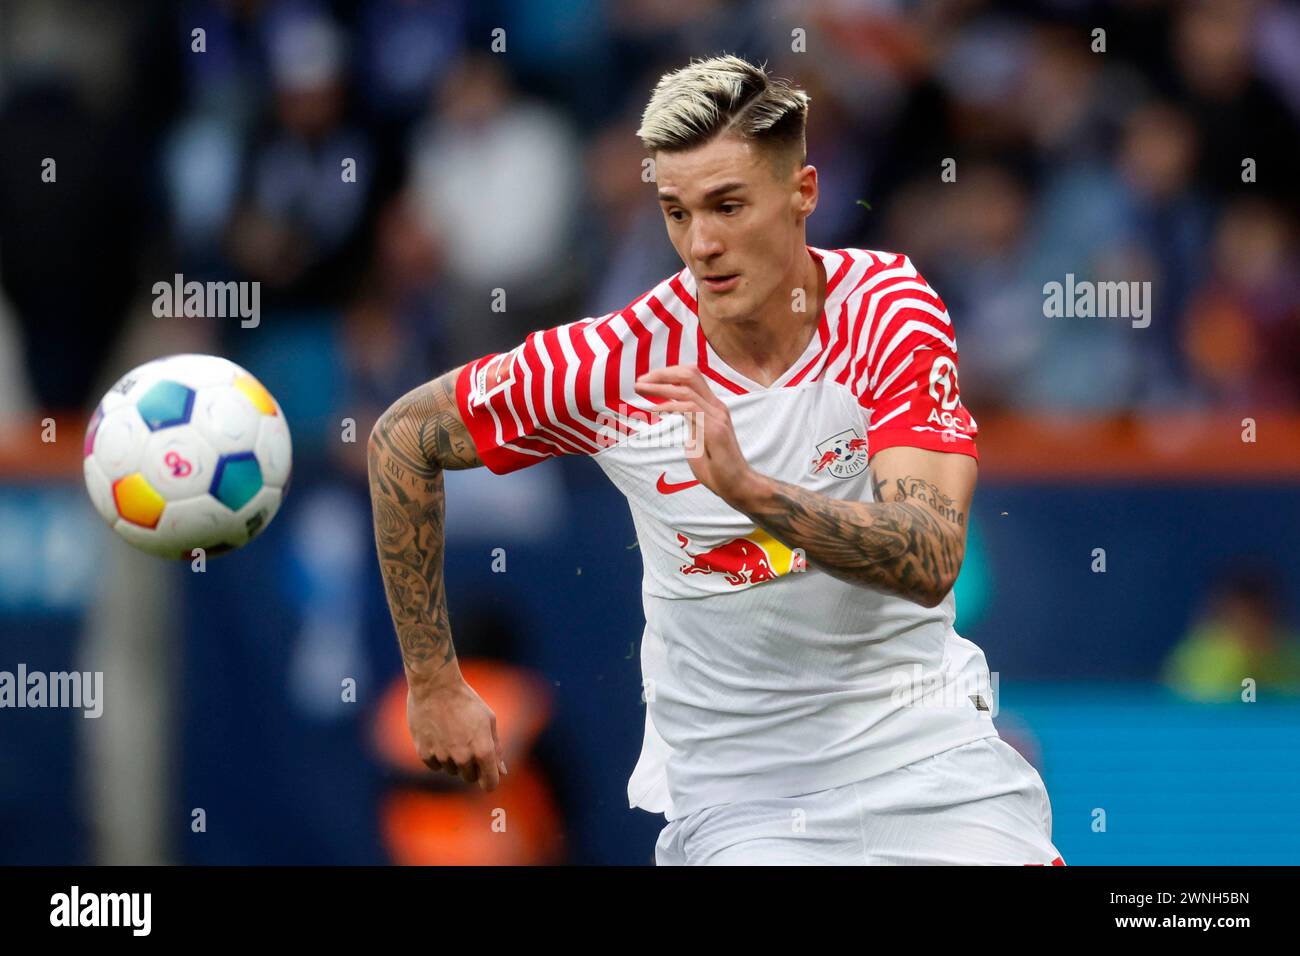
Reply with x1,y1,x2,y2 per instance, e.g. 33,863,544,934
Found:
654,736,1063,865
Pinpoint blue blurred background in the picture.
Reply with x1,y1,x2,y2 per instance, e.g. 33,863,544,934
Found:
1,0,1299,864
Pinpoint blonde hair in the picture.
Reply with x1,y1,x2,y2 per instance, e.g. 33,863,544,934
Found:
637,54,810,169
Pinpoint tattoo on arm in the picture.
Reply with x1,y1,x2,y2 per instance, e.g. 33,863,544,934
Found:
748,470,967,607
367,369,481,678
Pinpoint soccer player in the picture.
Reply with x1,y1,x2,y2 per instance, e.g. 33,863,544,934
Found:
367,55,1063,865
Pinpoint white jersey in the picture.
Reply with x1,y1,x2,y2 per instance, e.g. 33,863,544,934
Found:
455,246,998,820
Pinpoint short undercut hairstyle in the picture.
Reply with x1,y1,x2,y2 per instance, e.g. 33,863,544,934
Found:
636,54,810,173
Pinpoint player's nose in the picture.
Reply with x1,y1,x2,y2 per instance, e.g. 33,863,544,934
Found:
689,223,725,263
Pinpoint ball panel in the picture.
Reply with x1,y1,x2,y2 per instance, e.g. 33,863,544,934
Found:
112,473,166,529
92,407,148,480
141,426,218,501
254,413,293,489
210,452,262,511
192,384,261,454
136,380,196,431
233,373,278,416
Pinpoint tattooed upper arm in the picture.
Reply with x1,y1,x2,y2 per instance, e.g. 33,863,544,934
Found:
369,366,482,475
867,446,976,531
859,447,976,606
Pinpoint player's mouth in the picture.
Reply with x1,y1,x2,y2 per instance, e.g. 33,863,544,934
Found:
701,273,740,293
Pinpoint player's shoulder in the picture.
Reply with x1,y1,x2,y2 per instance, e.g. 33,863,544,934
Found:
822,246,934,295
814,247,957,396
822,247,951,334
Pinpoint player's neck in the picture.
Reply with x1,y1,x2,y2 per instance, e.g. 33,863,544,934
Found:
699,246,826,388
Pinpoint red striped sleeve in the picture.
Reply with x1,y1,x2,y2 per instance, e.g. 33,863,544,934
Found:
857,260,979,460
456,320,606,474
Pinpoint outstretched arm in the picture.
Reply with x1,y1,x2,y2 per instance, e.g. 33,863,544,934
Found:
368,367,507,789
636,365,975,608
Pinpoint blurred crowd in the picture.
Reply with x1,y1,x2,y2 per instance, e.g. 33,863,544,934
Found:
1,0,1298,433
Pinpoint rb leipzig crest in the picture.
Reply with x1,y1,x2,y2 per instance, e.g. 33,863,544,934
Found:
810,428,869,479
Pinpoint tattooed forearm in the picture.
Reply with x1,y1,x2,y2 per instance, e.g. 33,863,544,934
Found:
367,369,481,682
745,471,967,608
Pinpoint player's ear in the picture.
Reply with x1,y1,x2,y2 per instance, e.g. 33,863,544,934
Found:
793,163,817,220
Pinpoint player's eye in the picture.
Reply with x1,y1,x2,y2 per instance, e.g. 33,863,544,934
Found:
666,208,687,223
719,202,741,215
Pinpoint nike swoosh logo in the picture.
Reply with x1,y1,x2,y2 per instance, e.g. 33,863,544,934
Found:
656,473,701,494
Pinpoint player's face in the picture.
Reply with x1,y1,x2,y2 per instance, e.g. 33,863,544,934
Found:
655,134,815,323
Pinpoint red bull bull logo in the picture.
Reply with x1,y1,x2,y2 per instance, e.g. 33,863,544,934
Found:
676,530,806,587
811,450,838,474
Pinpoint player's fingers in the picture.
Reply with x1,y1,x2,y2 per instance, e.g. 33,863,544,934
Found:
645,400,696,415
489,715,506,774
634,382,696,405
647,365,718,408
675,367,718,408
492,734,509,778
645,363,703,381
638,367,706,397
477,747,501,791
417,748,445,772
434,748,464,775
481,717,503,788
459,761,480,785
636,365,690,384
633,381,693,403
639,370,722,417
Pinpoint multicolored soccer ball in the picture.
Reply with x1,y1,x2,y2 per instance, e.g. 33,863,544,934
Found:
83,354,292,559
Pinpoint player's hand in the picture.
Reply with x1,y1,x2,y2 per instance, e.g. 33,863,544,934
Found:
635,365,763,506
407,674,507,791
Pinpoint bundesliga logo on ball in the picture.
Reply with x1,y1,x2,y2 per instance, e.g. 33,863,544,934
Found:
82,354,292,559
